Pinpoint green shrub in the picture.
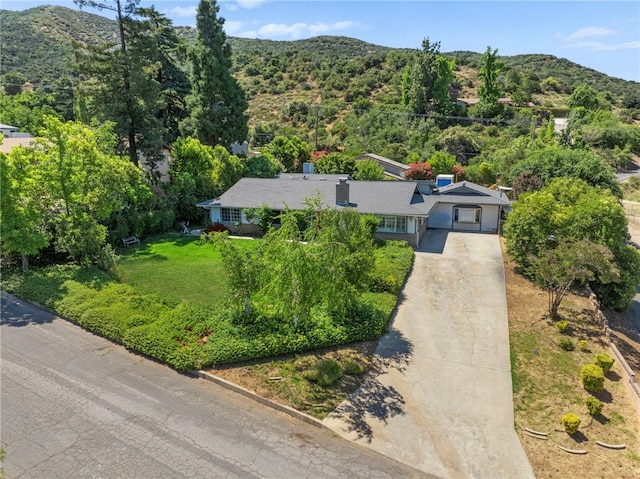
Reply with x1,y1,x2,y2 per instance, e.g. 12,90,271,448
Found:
368,241,414,294
586,397,604,417
578,340,589,352
581,364,605,393
304,359,343,387
556,320,570,334
342,358,366,375
559,338,575,351
594,353,615,375
562,413,581,434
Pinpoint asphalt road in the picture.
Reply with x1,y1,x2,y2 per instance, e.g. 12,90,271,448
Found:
0,293,426,479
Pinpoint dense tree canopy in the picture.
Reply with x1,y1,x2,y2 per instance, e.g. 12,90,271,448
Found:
504,177,638,310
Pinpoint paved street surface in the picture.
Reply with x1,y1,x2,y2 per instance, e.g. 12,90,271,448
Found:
0,293,428,479
324,231,535,479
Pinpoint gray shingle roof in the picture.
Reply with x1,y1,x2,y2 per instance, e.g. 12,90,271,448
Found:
197,179,510,216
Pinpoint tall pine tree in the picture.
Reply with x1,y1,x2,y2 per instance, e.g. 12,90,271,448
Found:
181,0,248,149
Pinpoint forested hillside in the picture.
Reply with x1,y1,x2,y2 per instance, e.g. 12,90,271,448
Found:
2,5,638,137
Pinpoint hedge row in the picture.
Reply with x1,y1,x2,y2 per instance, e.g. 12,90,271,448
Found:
2,265,400,371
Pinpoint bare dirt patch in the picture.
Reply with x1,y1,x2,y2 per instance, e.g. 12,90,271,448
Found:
504,243,640,478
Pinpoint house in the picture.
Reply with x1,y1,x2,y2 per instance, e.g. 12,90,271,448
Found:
138,145,172,183
0,136,36,155
355,153,411,180
197,176,510,247
426,181,510,232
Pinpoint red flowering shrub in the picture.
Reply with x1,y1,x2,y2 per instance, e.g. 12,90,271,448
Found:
405,162,433,180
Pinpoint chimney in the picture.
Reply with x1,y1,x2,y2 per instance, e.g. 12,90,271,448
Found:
336,178,350,206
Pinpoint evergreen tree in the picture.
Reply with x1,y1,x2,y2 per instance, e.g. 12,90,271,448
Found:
408,38,441,115
74,0,168,164
181,0,248,149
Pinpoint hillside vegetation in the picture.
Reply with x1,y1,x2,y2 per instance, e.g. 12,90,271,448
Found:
2,5,638,137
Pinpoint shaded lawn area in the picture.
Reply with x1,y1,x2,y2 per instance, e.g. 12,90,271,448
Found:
114,233,259,308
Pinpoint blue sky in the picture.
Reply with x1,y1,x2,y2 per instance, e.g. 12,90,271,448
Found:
4,1,639,81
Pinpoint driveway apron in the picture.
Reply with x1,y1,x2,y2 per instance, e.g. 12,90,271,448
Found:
323,230,535,479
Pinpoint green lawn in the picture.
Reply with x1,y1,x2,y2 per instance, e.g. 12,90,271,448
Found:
114,233,258,308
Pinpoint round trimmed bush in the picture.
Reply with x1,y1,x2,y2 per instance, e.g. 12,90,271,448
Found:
342,358,365,375
559,337,575,351
581,363,605,393
594,353,615,375
578,340,589,352
586,397,604,417
305,359,343,387
562,413,581,434
556,320,570,334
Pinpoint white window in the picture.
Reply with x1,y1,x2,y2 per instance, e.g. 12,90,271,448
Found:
221,208,241,223
454,206,481,223
377,216,407,233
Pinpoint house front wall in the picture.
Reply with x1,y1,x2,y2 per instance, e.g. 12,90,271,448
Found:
427,203,501,232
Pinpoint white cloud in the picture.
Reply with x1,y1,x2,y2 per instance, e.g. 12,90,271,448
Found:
565,40,640,52
165,6,198,18
258,21,357,39
564,26,616,41
224,20,244,35
235,0,269,9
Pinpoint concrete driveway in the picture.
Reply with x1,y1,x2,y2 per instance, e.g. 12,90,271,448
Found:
323,230,535,479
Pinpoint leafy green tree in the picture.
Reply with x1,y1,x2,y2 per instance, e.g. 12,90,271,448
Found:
533,239,619,319
435,125,480,164
29,116,137,268
0,150,50,271
170,136,218,200
427,151,457,177
181,0,248,148
261,213,320,328
432,55,456,116
0,90,61,135
505,177,638,310
313,152,356,175
477,46,505,104
1,71,25,96
262,136,297,172
206,232,263,314
509,144,622,197
354,159,384,180
568,83,599,111
242,155,281,178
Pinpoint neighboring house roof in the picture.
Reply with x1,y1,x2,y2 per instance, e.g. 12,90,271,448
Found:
197,178,510,218
0,136,36,154
355,153,410,171
355,153,410,180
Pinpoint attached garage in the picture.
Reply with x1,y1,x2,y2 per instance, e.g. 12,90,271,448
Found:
425,182,510,233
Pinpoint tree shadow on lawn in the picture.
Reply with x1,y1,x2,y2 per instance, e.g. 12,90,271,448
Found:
326,328,414,442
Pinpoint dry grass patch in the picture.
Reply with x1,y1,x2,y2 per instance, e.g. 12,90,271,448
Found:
504,244,640,478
